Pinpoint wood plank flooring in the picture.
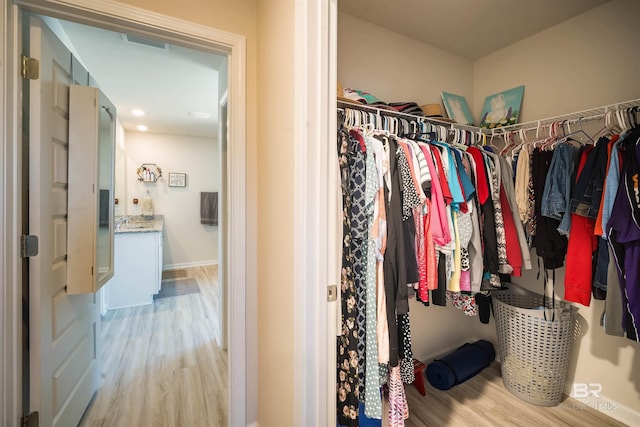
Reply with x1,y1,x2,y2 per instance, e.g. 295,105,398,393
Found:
404,362,627,427
79,265,227,427
81,265,626,426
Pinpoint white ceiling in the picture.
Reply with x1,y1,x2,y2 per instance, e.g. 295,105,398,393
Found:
52,17,225,138
338,0,610,60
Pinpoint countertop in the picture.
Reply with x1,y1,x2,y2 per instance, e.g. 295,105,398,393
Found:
115,215,164,234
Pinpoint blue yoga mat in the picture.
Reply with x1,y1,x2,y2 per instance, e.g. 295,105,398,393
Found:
426,340,495,390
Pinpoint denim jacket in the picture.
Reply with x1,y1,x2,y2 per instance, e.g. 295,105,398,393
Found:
541,143,580,235
570,137,610,220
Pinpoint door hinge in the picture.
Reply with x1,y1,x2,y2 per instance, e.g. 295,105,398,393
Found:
21,55,40,80
21,411,39,427
20,235,39,258
327,284,337,302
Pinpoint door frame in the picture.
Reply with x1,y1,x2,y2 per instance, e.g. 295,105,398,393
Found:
292,0,338,425
0,0,250,425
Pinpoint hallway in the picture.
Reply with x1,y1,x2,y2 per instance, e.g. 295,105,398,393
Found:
79,265,227,427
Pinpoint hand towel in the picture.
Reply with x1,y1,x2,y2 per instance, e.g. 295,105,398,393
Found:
201,192,218,226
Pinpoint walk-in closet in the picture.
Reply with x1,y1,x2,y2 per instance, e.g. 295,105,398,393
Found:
335,1,640,425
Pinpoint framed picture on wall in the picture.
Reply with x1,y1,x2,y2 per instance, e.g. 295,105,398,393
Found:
168,172,187,187
479,85,525,128
441,92,474,125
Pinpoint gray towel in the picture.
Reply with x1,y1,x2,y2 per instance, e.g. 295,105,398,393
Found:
201,192,218,226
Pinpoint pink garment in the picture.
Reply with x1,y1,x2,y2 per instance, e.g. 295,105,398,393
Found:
459,271,471,292
388,366,409,427
420,144,450,246
414,206,428,301
424,200,438,291
417,200,438,300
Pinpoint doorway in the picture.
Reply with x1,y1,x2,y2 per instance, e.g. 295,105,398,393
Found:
1,1,249,426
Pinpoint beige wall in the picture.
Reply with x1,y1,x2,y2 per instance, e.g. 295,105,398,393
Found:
473,0,640,122
338,11,478,362
339,12,475,119
122,131,219,268
256,0,296,426
472,0,640,415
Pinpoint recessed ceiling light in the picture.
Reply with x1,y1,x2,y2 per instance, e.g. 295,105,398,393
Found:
136,125,148,132
131,109,145,116
189,111,211,119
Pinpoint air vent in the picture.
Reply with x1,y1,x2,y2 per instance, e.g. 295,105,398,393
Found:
121,33,168,50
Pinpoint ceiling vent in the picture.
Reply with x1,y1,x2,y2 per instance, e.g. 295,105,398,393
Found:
121,33,168,50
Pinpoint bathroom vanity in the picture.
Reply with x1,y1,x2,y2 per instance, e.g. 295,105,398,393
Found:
103,215,164,310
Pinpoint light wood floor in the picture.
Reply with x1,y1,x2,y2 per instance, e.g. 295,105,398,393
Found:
79,265,228,427
80,266,626,426
404,362,627,427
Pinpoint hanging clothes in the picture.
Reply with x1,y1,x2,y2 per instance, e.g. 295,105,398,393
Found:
532,148,567,269
337,129,361,427
336,105,537,426
565,147,598,306
607,126,640,342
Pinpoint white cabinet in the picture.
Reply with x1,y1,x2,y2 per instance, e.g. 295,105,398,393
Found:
106,230,162,309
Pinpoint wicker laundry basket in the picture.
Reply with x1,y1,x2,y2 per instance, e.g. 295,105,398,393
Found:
492,284,579,406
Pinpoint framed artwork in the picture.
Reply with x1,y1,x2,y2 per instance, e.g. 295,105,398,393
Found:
168,172,187,187
441,92,474,125
480,85,525,128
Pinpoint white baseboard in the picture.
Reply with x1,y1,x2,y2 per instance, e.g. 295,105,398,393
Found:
563,393,640,426
247,422,259,427
162,259,218,270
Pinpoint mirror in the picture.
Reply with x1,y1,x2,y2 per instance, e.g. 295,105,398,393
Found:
67,85,116,294
97,101,115,285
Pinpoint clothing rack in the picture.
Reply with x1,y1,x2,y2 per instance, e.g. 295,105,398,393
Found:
337,100,481,132
487,97,640,137
339,97,640,140
338,100,484,146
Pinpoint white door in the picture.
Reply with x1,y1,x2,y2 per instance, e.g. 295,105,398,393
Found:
26,15,100,426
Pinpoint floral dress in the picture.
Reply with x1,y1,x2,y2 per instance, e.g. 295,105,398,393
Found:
337,130,363,426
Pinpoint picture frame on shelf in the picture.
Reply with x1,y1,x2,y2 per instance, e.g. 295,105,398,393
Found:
168,172,187,187
441,92,474,125
479,85,525,128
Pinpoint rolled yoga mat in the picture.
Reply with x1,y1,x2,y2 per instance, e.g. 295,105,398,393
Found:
426,340,496,391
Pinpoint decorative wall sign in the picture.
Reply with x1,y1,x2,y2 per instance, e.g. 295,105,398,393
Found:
168,172,187,187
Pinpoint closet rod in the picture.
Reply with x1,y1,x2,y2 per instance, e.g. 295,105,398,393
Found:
337,100,481,132
494,97,640,134
338,97,640,136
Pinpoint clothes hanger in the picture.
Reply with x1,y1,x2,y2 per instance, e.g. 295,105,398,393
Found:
542,121,563,150
509,128,528,161
591,110,618,140
477,130,486,147
555,117,592,148
627,106,638,128
616,108,628,132
486,129,502,151
499,130,519,156
451,129,469,150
